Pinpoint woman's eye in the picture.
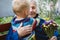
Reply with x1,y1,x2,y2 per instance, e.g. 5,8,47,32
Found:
32,7,35,9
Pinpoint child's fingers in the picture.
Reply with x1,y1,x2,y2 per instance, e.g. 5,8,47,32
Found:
25,27,32,32
26,30,32,34
24,25,32,30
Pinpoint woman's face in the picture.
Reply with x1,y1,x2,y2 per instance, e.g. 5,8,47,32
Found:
29,2,37,17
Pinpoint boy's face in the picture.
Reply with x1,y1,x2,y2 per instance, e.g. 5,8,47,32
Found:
23,8,29,17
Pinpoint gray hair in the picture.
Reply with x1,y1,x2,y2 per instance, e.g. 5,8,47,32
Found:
29,0,37,6
29,0,39,14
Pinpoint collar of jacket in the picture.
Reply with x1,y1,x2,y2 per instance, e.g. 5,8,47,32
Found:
11,17,30,25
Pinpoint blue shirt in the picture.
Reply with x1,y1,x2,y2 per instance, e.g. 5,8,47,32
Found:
6,17,35,40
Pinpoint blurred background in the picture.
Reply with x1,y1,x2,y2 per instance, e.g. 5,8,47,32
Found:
0,0,60,39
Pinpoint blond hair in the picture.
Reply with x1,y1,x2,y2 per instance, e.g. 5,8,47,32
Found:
12,0,30,14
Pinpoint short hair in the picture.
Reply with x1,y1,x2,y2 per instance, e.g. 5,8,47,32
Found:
30,0,37,7
30,0,39,13
12,0,30,14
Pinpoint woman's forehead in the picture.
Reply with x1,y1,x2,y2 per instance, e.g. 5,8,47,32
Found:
30,3,36,8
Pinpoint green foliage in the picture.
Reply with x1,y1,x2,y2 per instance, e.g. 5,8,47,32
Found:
51,0,57,5
55,17,60,34
0,16,13,24
38,0,58,19
55,16,60,20
0,18,3,22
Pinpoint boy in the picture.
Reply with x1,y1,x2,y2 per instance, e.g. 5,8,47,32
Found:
6,0,37,40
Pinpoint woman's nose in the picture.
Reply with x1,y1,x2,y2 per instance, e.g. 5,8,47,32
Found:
30,8,33,12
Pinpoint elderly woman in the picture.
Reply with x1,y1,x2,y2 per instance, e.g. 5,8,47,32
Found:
28,0,58,40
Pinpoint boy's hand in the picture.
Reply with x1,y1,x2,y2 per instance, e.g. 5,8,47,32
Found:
50,36,57,40
17,26,32,37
